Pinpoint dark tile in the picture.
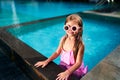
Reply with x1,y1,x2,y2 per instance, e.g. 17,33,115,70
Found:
0,51,31,80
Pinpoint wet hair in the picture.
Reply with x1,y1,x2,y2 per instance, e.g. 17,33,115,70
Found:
62,14,83,59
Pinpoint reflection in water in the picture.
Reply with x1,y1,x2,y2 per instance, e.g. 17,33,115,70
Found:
0,2,1,12
11,1,20,24
0,0,102,27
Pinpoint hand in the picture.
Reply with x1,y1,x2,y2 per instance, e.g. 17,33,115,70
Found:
56,70,70,80
34,60,48,68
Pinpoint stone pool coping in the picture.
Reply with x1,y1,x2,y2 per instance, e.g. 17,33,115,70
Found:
81,45,120,80
0,15,80,80
0,30,79,80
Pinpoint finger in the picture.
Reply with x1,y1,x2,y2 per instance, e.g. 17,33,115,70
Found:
56,77,62,80
36,65,40,68
34,64,40,67
41,64,46,68
57,72,62,76
56,76,60,80
65,77,68,80
34,63,42,68
56,75,65,80
56,74,61,80
34,63,38,66
34,62,40,66
35,65,40,68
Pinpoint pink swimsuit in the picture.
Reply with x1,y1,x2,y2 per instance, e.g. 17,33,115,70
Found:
60,49,88,77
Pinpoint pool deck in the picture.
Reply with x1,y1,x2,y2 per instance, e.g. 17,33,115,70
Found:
80,11,120,80
83,10,120,18
81,45,120,80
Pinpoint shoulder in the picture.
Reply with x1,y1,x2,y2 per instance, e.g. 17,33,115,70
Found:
57,36,67,49
79,41,84,48
61,35,67,40
78,41,84,54
60,36,67,42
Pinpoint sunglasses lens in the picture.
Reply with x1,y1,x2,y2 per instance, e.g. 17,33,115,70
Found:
72,26,76,31
64,26,69,30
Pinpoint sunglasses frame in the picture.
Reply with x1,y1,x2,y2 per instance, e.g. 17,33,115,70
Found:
64,25,81,32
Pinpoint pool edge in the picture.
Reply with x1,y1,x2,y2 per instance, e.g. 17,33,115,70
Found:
0,29,79,80
81,45,120,80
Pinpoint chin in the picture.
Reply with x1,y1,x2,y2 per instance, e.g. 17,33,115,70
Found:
68,34,75,37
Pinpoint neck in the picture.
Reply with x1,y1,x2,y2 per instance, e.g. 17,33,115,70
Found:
68,36,75,40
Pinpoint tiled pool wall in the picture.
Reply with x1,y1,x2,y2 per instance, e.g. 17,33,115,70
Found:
0,12,120,80
80,12,120,23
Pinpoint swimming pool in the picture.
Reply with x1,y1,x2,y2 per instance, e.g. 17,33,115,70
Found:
0,0,105,27
8,14,120,71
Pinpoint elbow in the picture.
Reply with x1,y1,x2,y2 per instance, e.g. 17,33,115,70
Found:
75,61,82,68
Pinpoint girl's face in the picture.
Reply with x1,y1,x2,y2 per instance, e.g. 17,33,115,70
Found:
64,21,82,37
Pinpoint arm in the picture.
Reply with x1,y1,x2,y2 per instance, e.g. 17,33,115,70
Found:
34,36,66,68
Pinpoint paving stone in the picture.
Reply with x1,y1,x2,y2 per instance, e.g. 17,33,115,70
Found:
81,46,120,80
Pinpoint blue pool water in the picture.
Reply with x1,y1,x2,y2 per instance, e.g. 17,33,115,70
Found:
0,0,104,27
8,15,120,71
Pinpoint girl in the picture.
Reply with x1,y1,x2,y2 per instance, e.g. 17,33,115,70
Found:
34,14,87,80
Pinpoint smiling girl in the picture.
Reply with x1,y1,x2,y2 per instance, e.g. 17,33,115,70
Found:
34,14,88,80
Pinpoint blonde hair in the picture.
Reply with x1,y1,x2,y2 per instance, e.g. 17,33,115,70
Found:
65,14,83,27
62,14,83,59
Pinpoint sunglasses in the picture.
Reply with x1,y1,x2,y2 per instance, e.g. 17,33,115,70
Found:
64,25,81,32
